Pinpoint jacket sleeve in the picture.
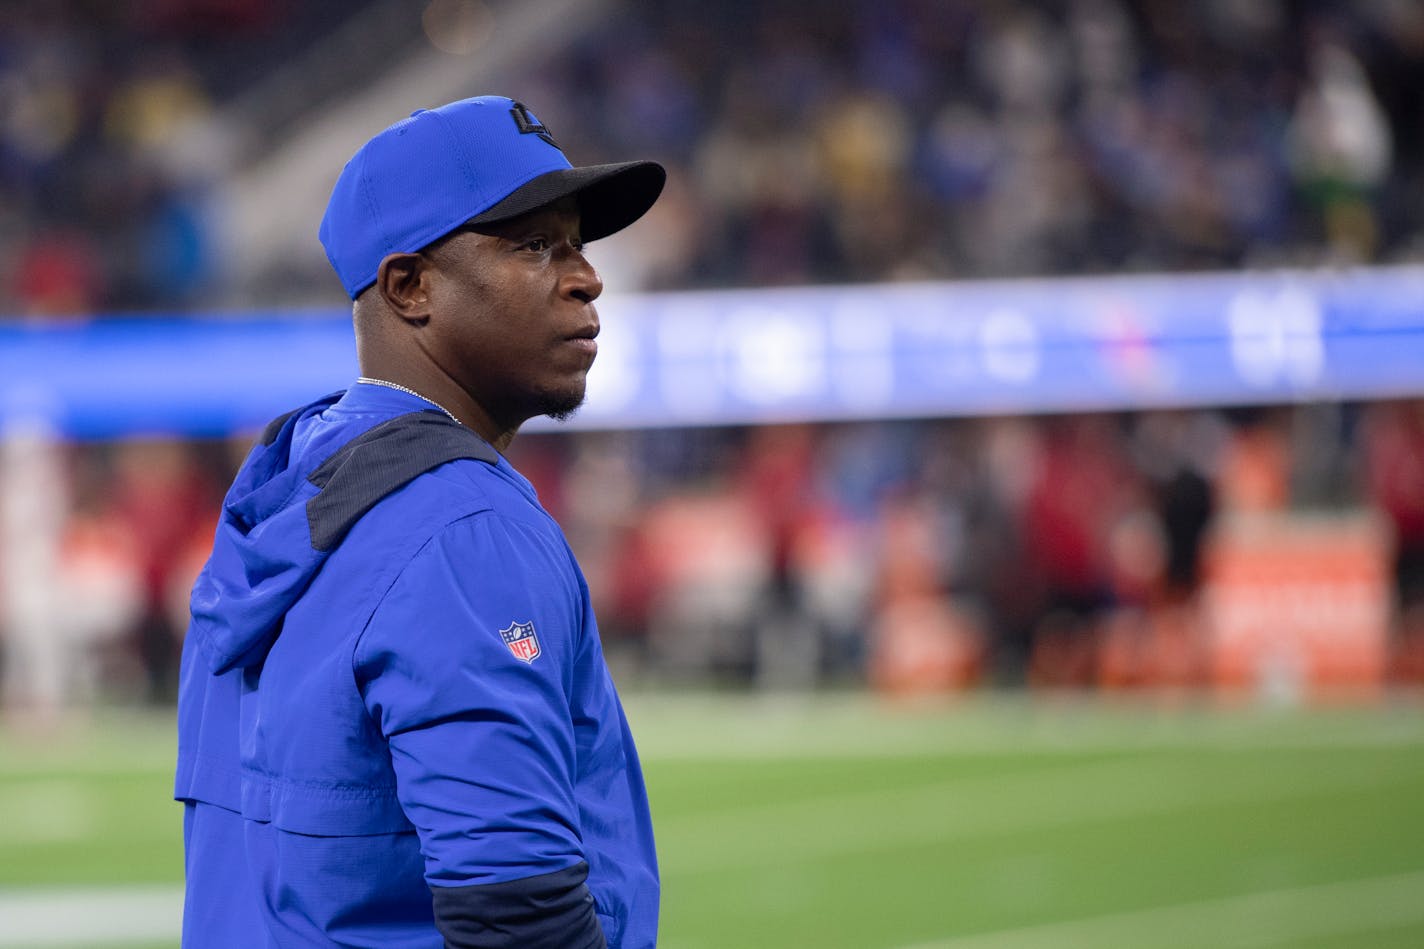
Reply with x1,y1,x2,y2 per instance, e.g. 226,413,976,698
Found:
354,512,604,948
430,862,605,949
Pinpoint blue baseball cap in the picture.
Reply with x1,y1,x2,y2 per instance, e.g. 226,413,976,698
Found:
319,95,666,299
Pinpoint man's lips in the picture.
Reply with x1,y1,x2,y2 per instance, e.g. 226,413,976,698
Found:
565,325,599,358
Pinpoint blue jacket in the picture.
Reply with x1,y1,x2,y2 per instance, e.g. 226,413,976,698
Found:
174,383,659,947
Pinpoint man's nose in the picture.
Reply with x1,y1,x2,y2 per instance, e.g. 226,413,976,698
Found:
562,247,603,304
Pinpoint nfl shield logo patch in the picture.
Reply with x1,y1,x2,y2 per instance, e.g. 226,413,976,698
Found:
499,621,541,663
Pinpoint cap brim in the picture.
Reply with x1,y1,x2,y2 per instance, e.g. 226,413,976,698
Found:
465,161,666,241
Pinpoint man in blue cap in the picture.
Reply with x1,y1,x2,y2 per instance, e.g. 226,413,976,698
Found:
175,96,664,948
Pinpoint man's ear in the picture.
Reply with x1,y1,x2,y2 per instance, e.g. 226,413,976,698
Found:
375,252,433,325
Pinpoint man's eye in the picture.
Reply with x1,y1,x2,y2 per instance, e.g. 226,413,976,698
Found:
522,238,549,252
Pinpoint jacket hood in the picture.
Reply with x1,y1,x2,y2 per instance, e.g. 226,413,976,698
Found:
188,394,345,674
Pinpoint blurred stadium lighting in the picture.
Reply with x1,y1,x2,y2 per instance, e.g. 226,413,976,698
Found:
422,0,494,56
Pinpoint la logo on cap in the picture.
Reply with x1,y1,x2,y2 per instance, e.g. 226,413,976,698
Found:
509,102,557,148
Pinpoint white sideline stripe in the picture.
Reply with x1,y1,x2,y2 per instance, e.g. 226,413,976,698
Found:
0,884,182,947
893,870,1424,949
623,695,1424,761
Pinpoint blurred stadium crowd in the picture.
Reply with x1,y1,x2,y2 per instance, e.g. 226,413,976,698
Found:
1,0,1423,706
4,0,1423,311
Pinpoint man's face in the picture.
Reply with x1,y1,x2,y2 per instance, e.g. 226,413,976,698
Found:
423,196,603,436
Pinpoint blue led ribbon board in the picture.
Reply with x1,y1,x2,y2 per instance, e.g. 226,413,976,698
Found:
2,266,1422,439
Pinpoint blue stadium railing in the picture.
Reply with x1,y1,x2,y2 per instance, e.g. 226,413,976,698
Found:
4,266,1423,440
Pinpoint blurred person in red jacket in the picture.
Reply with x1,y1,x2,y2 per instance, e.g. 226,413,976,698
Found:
1360,399,1424,681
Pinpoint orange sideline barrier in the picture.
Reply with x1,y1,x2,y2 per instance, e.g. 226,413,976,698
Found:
1202,511,1392,698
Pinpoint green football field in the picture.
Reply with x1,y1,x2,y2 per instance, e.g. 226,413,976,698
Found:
1,693,1422,948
